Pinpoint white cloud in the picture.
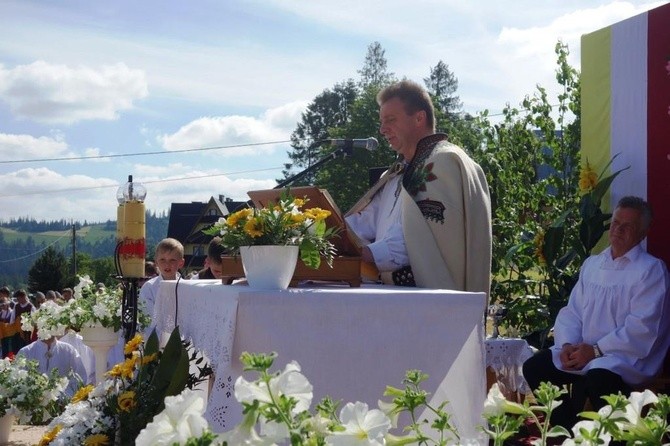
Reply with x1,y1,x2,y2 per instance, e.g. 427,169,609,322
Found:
0,132,71,160
0,165,277,222
158,101,307,156
0,60,148,124
83,147,110,162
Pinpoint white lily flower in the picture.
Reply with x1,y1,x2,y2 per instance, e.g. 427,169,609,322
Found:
482,383,526,416
615,389,658,441
377,399,399,428
135,389,209,446
259,419,290,443
235,360,313,414
570,419,610,445
218,423,276,446
326,401,391,446
625,390,658,425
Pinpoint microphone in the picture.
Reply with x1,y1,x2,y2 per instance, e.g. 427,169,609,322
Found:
329,137,378,151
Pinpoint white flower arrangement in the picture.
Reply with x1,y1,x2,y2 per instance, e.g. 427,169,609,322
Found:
22,275,150,339
135,389,212,446
483,382,670,445
38,328,213,446
139,352,454,446
134,353,670,446
0,355,69,425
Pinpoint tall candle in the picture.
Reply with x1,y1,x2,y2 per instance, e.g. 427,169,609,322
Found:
119,201,146,278
116,203,125,244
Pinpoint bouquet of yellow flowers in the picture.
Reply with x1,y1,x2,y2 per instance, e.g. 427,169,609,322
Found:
204,193,338,269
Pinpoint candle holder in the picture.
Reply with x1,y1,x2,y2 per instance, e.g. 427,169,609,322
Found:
115,175,148,342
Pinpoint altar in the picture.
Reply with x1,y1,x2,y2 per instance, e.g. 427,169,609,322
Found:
154,280,487,442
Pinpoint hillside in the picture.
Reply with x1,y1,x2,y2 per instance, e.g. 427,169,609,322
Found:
0,213,169,287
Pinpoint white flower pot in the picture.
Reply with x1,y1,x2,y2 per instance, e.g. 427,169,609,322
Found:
240,245,299,290
0,413,14,443
81,324,119,385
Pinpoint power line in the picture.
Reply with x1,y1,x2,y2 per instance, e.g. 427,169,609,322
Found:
0,230,70,263
0,102,565,166
0,166,284,198
0,140,293,165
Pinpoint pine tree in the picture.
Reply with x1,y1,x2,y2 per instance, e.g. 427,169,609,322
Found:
27,246,68,293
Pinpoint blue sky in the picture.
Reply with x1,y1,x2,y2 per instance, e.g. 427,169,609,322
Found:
0,0,665,222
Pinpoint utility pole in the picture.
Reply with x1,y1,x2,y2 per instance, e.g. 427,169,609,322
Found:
72,224,77,276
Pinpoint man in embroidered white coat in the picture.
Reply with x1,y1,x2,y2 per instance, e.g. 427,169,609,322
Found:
523,196,670,429
345,80,491,295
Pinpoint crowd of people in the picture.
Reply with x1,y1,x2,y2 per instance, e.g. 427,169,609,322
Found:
0,285,94,396
0,285,77,358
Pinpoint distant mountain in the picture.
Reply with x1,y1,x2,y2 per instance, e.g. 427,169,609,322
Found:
0,212,169,288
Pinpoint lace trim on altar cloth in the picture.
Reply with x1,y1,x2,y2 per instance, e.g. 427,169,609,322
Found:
154,283,238,432
485,338,534,394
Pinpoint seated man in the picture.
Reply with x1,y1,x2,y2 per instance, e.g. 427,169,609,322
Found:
523,196,670,429
345,80,491,293
192,237,225,280
18,335,89,397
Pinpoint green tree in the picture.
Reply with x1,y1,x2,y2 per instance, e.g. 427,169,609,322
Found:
66,252,93,286
281,80,359,185
357,41,394,89
471,42,582,339
314,86,397,211
282,42,398,211
27,246,68,293
424,60,463,119
89,257,117,287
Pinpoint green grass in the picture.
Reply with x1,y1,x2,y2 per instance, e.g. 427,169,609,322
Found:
0,224,115,245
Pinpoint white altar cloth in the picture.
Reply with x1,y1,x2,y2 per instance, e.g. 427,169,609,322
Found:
155,280,487,442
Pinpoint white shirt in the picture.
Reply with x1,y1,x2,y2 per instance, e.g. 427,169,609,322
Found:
60,331,96,384
18,339,89,396
139,272,181,337
345,176,409,272
551,244,670,384
0,308,13,323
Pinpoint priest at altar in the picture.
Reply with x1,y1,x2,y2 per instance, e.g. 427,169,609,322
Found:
345,80,491,294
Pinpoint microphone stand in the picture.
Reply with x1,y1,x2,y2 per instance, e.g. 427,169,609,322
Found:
275,140,355,189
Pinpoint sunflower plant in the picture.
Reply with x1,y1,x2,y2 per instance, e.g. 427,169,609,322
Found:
203,192,338,269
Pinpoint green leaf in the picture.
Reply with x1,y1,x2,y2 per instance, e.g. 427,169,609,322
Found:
147,326,189,410
299,239,321,269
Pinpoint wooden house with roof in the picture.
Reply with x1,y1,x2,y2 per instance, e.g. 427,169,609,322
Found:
166,195,246,273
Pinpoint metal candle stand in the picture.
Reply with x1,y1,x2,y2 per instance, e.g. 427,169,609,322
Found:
118,276,144,343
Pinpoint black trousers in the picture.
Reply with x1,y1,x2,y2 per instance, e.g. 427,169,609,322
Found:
522,349,631,429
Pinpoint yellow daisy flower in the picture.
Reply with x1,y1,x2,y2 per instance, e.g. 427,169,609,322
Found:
142,352,158,365
578,160,598,193
244,218,264,238
117,390,137,412
289,212,307,224
123,333,143,355
108,356,137,379
226,208,252,227
71,384,95,403
83,433,111,446
38,425,62,446
304,207,331,221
